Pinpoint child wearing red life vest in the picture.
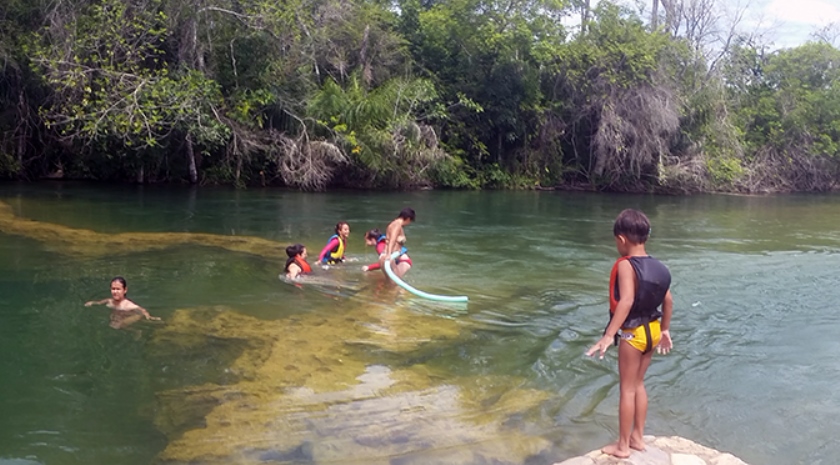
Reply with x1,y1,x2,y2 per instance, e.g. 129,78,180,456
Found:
284,244,312,280
361,228,412,276
586,208,674,459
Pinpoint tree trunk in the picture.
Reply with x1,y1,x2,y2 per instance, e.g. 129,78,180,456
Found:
661,0,676,34
186,133,198,184
16,90,27,179
651,0,659,28
581,0,590,34
235,151,242,185
16,127,25,179
16,133,24,172
179,11,204,71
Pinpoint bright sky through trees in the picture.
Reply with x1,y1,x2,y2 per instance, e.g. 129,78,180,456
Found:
756,0,840,47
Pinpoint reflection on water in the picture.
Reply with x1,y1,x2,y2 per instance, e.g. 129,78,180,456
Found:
3,185,840,465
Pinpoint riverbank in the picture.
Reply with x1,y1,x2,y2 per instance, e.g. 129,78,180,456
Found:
555,436,748,465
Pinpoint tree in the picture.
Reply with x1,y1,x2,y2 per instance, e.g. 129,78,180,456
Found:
812,22,840,47
0,0,43,179
30,0,228,182
546,3,680,190
726,42,840,191
401,0,564,185
306,74,449,188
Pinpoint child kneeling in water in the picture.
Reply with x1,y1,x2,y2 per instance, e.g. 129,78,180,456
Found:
361,229,412,278
318,222,350,265
85,277,161,329
285,243,312,280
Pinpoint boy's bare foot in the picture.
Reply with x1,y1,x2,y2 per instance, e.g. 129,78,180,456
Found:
629,435,646,451
601,442,631,458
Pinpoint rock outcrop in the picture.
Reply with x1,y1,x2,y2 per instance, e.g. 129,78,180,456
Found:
555,436,749,465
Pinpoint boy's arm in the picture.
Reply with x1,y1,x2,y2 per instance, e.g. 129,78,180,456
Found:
363,262,381,271
660,289,673,331
657,289,674,354
84,298,109,307
604,259,636,338
128,301,161,321
139,306,161,321
587,260,636,359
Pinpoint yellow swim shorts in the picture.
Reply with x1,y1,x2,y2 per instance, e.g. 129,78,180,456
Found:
619,319,661,353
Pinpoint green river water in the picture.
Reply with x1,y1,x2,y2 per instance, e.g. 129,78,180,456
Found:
1,183,839,465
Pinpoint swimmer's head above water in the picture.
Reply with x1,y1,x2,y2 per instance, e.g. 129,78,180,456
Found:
110,276,128,301
364,229,383,246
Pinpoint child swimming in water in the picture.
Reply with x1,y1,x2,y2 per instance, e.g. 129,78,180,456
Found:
318,222,350,265
84,277,161,329
362,228,412,278
285,243,312,280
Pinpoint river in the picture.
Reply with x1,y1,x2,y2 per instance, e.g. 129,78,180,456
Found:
1,182,839,465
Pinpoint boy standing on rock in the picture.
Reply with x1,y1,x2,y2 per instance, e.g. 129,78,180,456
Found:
587,208,674,458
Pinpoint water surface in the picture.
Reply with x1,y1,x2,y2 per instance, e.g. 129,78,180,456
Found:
1,183,839,465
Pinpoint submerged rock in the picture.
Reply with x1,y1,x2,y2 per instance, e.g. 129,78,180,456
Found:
0,200,287,258
151,305,552,465
554,436,749,465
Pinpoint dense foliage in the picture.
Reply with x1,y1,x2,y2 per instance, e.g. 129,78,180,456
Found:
1,0,838,192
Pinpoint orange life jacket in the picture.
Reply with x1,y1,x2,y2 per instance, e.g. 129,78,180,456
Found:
295,256,312,274
609,256,631,314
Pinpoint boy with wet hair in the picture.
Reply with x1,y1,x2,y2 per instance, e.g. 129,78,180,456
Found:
586,208,673,458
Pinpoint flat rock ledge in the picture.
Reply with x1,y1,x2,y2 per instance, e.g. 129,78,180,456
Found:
554,436,749,465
